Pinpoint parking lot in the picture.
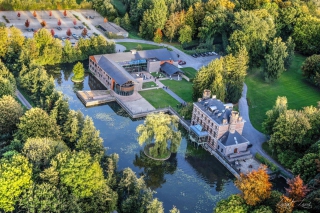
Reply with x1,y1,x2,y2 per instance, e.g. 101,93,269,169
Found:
0,10,104,44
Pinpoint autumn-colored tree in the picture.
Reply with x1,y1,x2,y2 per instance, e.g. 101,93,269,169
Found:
276,195,294,213
51,29,55,37
66,28,71,36
63,10,67,17
40,20,46,27
235,165,272,206
286,175,309,202
104,17,108,23
49,11,52,18
73,19,76,25
57,19,61,26
33,11,37,18
25,19,30,28
81,28,88,36
17,12,20,18
153,28,163,44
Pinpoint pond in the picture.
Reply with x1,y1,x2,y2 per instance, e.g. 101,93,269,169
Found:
50,65,239,212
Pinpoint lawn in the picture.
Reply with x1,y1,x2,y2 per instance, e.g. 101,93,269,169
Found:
160,79,193,103
245,54,320,132
139,89,180,110
117,42,161,51
180,67,197,79
142,82,157,89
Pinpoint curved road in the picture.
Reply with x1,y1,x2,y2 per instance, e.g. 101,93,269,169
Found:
239,84,293,178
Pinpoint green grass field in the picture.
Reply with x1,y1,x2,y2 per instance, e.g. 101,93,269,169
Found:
139,89,180,110
117,42,161,51
180,67,197,79
142,82,157,89
246,54,320,131
160,79,193,103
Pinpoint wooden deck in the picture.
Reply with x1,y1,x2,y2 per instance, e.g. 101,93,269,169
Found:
76,90,116,107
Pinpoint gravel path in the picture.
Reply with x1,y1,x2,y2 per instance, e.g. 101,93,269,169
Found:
16,90,32,109
239,84,293,178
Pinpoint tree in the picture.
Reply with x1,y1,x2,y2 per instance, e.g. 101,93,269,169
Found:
0,154,33,212
153,28,163,44
121,13,131,31
33,11,37,18
51,29,55,36
293,15,320,55
276,195,294,213
286,175,309,203
284,37,295,69
252,205,273,213
104,17,108,23
66,28,71,36
40,20,47,27
118,168,154,213
185,6,196,38
235,165,272,206
269,110,311,153
0,76,15,98
170,206,180,213
49,11,52,18
301,54,320,88
76,116,104,159
139,0,168,40
49,151,111,199
262,96,288,135
63,10,67,17
214,194,249,213
227,10,276,66
57,19,61,26
25,19,30,28
0,27,8,58
136,112,182,158
15,107,61,142
263,37,288,82
62,110,84,146
0,95,23,135
146,198,164,213
17,12,20,18
73,18,76,25
178,25,192,45
81,27,88,37
292,153,319,183
72,61,85,81
164,12,181,43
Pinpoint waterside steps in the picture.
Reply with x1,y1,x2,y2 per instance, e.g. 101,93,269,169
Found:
76,90,116,107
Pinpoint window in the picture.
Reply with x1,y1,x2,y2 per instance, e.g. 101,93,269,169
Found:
218,145,220,149
221,148,223,152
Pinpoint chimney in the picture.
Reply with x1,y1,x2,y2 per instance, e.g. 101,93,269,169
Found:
202,89,211,99
229,111,239,134
131,49,137,54
212,95,216,99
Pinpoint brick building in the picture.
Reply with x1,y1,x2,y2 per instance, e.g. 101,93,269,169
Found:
190,90,252,161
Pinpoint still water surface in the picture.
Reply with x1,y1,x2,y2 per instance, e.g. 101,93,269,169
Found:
50,66,239,213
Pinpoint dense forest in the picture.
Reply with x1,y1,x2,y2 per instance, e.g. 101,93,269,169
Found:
1,0,320,212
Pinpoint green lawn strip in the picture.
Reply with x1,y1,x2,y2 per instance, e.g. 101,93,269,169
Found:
255,153,278,172
262,142,278,161
160,79,193,103
111,0,126,16
180,67,197,79
142,82,157,89
117,42,162,51
139,89,180,110
245,54,320,132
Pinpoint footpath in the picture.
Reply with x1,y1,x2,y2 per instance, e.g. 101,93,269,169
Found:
16,90,32,109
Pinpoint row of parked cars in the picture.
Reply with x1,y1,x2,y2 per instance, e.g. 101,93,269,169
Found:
60,33,92,41
192,52,218,58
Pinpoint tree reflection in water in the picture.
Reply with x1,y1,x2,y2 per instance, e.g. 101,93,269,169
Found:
133,151,177,190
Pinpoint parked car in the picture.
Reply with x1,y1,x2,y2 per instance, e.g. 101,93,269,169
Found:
54,35,59,38
57,26,62,30
89,16,94,19
61,37,66,41
27,28,32,32
74,26,79,29
178,60,186,65
78,26,84,29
